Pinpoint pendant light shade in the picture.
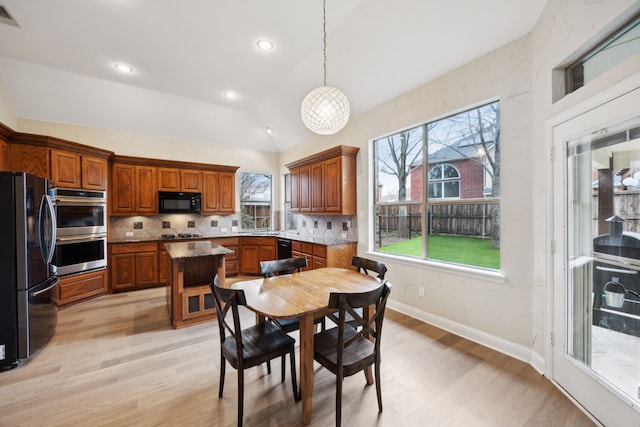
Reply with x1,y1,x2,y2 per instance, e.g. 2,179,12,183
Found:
301,85,350,135
301,0,350,135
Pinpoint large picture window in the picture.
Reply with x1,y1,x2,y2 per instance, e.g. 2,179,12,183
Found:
373,101,500,270
240,173,272,230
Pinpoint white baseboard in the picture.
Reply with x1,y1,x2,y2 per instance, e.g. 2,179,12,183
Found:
387,299,533,366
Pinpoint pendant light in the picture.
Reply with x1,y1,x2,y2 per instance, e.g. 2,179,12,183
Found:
300,0,350,135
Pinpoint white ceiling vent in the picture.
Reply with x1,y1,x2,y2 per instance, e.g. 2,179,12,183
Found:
0,4,19,27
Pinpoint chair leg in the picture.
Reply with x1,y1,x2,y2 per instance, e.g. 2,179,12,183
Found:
238,368,244,427
289,350,300,402
219,356,226,398
281,354,286,383
375,361,383,412
266,360,271,374
336,374,343,427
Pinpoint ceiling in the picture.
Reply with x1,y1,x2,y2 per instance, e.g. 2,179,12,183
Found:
0,0,546,153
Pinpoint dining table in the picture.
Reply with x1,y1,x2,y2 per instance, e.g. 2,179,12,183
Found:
230,267,382,425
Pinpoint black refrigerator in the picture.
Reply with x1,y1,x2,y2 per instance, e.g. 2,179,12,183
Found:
0,172,58,370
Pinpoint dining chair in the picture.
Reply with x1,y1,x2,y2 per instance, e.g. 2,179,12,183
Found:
314,282,392,427
342,256,388,327
259,257,325,381
210,275,300,427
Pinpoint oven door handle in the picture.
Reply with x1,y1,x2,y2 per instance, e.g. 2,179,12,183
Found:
57,235,106,243
54,197,107,205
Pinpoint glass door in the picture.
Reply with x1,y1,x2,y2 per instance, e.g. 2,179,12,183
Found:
552,82,640,425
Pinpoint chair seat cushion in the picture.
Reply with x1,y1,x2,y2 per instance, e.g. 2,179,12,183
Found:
313,326,376,377
223,321,295,369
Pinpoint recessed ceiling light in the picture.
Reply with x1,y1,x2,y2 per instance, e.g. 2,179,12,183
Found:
114,63,134,73
257,39,274,50
223,91,238,100
265,127,274,135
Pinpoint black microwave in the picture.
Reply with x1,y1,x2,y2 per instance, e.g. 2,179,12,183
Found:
158,191,201,214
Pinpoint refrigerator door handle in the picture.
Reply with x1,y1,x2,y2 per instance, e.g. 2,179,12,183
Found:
39,194,57,264
31,276,60,297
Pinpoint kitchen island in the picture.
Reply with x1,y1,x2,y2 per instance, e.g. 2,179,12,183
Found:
164,240,234,328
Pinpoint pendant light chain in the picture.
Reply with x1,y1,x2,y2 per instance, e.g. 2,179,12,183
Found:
323,0,327,86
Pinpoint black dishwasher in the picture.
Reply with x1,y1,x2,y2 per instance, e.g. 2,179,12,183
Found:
277,238,292,260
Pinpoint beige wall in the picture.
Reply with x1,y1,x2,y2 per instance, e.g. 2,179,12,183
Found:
0,72,17,129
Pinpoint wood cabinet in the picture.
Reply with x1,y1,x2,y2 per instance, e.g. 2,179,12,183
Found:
241,236,276,274
0,140,8,171
51,149,108,190
291,240,355,271
285,145,358,215
110,242,160,291
202,171,236,214
111,163,157,215
8,143,49,179
157,167,202,192
211,237,240,275
52,268,107,306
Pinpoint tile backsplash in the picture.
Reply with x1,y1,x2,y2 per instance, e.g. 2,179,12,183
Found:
111,213,356,241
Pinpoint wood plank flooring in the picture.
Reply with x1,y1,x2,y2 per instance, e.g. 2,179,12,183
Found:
0,280,596,427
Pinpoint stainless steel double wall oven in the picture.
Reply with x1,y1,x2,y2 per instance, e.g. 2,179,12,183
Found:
50,188,107,276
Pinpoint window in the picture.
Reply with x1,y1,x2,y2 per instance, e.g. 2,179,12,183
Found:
373,101,500,270
428,164,460,199
239,173,272,230
566,14,640,94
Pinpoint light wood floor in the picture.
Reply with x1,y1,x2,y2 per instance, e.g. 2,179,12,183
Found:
0,281,596,427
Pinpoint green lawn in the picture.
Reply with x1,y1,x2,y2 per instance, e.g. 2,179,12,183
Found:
379,234,500,269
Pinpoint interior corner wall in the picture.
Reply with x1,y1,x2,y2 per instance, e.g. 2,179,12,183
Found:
0,70,18,130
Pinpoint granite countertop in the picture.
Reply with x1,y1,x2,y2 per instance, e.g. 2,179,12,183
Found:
164,240,235,260
109,231,357,246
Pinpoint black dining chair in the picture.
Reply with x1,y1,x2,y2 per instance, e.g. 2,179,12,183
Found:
342,256,388,326
210,275,300,427
259,257,325,381
314,282,392,427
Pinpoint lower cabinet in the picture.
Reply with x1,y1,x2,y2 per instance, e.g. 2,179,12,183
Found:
211,237,240,275
52,268,107,306
292,240,355,271
110,242,160,292
241,237,276,274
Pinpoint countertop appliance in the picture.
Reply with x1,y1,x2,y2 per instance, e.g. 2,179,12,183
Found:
158,191,201,214
0,172,58,370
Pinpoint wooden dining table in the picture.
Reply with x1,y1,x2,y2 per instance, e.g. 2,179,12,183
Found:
230,267,382,425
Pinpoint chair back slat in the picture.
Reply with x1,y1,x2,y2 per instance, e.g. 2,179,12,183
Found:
351,256,387,280
260,257,307,277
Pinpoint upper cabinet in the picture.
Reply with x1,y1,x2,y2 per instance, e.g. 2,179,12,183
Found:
285,145,359,215
112,155,238,216
51,149,108,190
157,167,203,192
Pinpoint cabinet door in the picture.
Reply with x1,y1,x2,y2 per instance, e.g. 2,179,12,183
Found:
111,253,136,290
51,149,81,188
241,245,259,273
111,163,136,214
202,171,219,213
181,169,202,192
311,162,324,212
299,166,311,212
82,156,108,190
136,252,158,286
157,167,181,191
290,169,299,211
219,172,235,213
9,144,49,179
0,140,8,171
323,157,342,212
135,166,157,213
258,245,276,264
